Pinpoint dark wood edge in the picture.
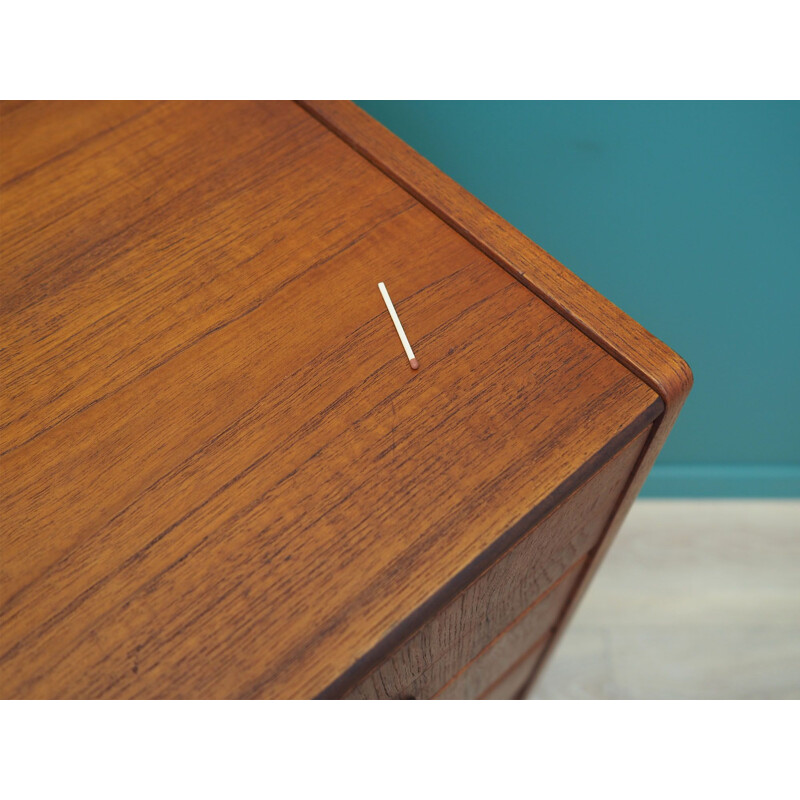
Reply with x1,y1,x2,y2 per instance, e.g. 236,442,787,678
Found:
519,400,686,698
317,401,661,699
297,100,693,699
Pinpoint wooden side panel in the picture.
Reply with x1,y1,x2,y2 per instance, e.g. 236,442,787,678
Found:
434,556,584,699
347,426,651,699
482,635,551,700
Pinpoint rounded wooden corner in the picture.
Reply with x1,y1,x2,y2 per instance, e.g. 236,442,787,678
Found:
297,99,694,421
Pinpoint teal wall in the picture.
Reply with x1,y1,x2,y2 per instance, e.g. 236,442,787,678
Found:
357,101,800,497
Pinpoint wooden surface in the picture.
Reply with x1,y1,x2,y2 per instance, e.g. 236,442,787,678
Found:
297,103,694,692
483,635,551,700
346,427,650,699
530,500,800,700
434,557,585,699
0,101,674,698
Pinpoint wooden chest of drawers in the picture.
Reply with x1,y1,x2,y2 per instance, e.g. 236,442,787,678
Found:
0,101,691,698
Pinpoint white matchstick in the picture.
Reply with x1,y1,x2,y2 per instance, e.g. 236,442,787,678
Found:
378,282,418,370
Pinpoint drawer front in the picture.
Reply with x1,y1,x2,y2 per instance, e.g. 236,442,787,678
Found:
347,427,650,699
481,634,551,700
434,556,585,699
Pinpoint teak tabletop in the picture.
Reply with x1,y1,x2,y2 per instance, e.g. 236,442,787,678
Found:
0,101,689,698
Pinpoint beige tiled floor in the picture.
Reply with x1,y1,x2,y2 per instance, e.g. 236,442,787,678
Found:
528,500,800,699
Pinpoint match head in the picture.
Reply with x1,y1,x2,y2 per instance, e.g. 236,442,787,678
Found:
409,358,419,370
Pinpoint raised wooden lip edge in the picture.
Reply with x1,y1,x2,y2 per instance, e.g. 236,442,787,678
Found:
295,101,693,700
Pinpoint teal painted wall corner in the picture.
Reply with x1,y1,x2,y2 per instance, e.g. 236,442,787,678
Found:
356,101,800,497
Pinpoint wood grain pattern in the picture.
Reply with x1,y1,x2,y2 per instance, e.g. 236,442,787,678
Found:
299,102,693,411
0,101,664,698
298,101,694,696
482,634,551,700
345,427,650,699
434,557,585,700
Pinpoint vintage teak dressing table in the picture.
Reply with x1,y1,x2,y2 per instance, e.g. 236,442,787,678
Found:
0,101,692,699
